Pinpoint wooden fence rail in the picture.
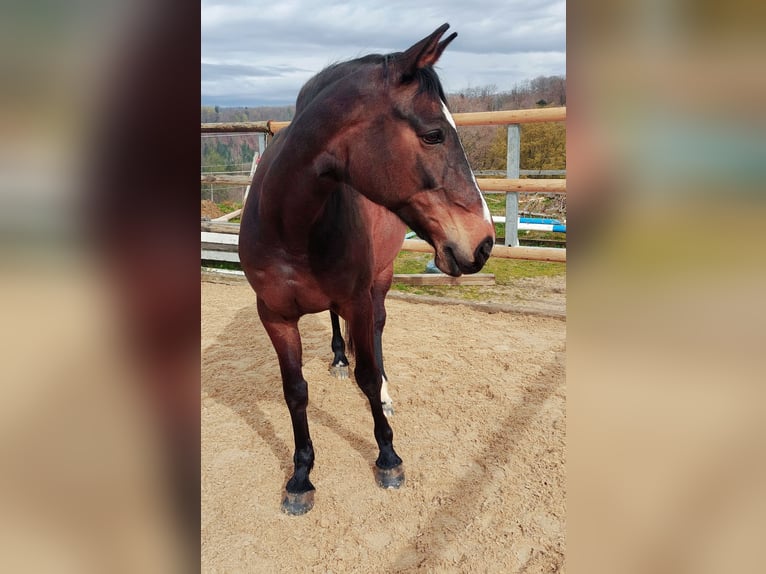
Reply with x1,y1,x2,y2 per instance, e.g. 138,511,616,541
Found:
200,107,565,135
201,173,566,194
401,239,566,263
201,121,271,133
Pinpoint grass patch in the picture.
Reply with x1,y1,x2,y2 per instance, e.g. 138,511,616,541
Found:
391,249,565,300
485,193,505,213
482,257,565,284
202,260,242,271
217,201,242,214
485,194,505,238
393,251,564,286
519,230,566,241
393,251,433,274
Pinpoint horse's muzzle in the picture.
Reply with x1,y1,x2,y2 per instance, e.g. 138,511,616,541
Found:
438,236,493,276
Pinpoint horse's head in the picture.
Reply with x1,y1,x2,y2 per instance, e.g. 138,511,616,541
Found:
341,24,495,276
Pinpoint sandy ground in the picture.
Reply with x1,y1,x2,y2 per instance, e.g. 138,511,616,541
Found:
388,273,566,319
202,275,566,573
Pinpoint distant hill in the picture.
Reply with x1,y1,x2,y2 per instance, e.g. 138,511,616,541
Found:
200,75,564,123
201,105,295,123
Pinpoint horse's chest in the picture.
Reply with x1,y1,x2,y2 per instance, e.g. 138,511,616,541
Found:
251,258,361,317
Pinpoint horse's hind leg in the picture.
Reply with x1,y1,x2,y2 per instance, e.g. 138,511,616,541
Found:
372,283,394,417
346,296,404,489
257,299,316,515
328,311,349,379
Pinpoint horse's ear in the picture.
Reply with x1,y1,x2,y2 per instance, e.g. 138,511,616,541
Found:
398,23,457,78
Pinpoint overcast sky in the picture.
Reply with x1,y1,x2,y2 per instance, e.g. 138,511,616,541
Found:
201,0,566,107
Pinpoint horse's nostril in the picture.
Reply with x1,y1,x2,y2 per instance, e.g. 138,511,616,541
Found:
469,237,493,272
478,236,493,261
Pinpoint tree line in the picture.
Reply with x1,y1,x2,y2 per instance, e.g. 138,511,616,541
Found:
448,76,566,173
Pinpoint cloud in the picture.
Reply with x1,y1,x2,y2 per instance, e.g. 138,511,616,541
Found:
201,62,309,81
201,0,566,106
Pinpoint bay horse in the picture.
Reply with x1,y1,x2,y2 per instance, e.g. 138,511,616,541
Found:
239,24,494,515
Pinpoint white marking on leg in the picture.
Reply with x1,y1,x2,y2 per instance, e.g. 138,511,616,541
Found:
380,375,392,405
442,100,493,226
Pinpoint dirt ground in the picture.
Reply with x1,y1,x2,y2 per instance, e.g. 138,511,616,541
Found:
201,275,566,573
388,273,566,319
201,200,224,219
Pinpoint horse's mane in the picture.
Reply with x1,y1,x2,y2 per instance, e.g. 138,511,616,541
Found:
294,52,448,115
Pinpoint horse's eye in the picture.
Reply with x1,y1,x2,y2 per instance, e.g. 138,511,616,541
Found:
421,130,444,145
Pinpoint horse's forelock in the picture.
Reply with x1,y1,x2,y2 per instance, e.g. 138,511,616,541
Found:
412,66,448,105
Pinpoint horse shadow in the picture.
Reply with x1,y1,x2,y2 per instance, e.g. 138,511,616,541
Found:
202,303,377,483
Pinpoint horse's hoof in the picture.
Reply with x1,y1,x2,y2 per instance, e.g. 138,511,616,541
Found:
281,490,315,516
329,364,349,379
382,402,394,418
374,464,405,489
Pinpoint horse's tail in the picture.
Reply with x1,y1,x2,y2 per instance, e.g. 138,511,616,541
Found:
344,319,354,356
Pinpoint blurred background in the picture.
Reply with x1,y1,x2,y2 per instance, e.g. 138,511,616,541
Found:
0,1,199,571
0,0,764,572
568,0,766,572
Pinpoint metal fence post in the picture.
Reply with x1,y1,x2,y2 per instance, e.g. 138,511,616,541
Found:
243,133,268,205
257,132,267,155
505,124,520,246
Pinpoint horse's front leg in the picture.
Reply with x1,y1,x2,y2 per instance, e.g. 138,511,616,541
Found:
257,299,316,515
345,296,404,489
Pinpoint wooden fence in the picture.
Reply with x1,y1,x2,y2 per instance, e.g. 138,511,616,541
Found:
201,106,566,263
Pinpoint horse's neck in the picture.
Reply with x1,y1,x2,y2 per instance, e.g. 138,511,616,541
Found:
261,156,337,241
260,115,358,241
257,128,405,271
358,196,408,270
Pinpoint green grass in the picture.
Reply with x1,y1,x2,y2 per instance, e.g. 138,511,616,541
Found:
217,201,242,214
519,230,566,240
391,250,565,300
485,193,505,212
393,251,564,284
215,201,242,223
482,257,566,283
202,260,242,271
393,251,434,275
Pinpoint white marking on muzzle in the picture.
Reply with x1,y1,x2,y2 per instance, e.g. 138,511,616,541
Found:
441,100,493,226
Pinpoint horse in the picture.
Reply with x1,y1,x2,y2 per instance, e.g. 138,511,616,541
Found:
239,23,495,515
